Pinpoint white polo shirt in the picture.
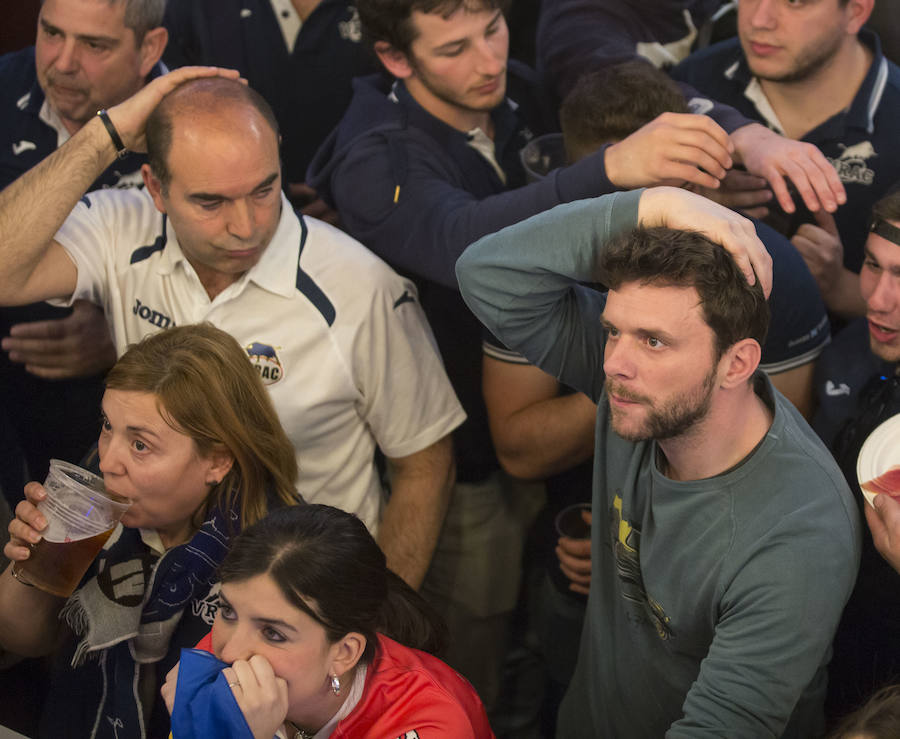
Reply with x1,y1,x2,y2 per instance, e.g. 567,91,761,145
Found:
54,188,466,531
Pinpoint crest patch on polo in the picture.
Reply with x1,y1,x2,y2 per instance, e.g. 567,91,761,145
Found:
245,341,285,385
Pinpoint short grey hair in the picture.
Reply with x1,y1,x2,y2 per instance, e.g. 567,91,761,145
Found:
41,0,165,43
122,0,165,42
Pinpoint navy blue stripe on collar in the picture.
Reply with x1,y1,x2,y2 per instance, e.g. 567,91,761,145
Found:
294,215,336,326
130,215,168,264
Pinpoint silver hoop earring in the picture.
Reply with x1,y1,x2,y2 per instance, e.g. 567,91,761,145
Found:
331,674,341,696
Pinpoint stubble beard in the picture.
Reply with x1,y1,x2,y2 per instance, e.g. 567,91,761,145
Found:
746,30,844,85
607,367,718,443
410,57,507,116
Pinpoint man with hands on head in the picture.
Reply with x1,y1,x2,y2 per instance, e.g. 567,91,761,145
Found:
0,63,465,591
457,186,860,737
0,0,168,507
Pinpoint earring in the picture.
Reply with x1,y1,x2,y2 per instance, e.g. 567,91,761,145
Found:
331,674,341,696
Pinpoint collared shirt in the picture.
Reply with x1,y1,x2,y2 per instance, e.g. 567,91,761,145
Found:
53,189,466,531
0,46,165,192
672,29,900,272
162,0,376,182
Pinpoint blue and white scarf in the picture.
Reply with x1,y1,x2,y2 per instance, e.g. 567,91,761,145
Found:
49,503,238,739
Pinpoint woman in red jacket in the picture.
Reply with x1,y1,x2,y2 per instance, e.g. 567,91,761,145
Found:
163,504,494,739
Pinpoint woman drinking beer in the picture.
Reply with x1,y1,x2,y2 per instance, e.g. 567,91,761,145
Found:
0,323,300,738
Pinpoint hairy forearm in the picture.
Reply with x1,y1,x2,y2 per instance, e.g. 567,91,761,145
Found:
378,436,455,590
0,565,66,657
0,115,116,302
493,392,597,480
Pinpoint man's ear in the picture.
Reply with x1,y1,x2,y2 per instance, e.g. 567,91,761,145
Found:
844,0,874,35
142,163,167,214
374,41,414,79
718,338,762,389
138,27,168,78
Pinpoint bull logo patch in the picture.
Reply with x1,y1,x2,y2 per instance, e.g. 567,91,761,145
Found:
246,341,285,385
829,141,877,186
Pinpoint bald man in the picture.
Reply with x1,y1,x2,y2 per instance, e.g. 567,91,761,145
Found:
0,66,465,590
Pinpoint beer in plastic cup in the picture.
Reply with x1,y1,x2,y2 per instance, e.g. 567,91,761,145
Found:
520,133,567,183
12,459,131,597
555,503,592,540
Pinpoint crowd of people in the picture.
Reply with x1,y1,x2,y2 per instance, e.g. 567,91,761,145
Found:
1,0,900,737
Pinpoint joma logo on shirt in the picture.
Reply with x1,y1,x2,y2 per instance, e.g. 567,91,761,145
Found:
132,298,175,329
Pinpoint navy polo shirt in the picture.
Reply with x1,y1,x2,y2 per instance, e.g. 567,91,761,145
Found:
163,0,379,185
672,30,900,273
0,47,155,191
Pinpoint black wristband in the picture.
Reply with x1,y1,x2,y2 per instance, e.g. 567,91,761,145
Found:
96,109,128,159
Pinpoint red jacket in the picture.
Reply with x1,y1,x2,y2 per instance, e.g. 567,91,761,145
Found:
195,632,494,738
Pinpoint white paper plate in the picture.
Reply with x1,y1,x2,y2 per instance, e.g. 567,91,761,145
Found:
856,413,900,507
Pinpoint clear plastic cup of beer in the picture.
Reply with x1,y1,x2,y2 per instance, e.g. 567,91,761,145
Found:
520,133,568,183
555,502,592,540
12,459,131,597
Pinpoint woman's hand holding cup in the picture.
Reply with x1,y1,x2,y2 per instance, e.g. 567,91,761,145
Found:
4,482,48,562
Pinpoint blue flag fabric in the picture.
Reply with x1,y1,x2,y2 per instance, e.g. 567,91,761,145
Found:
170,648,255,739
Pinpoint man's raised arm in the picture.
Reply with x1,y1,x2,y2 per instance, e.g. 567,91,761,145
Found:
456,187,771,398
0,66,241,307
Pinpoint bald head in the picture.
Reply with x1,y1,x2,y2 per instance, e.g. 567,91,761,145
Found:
146,78,280,191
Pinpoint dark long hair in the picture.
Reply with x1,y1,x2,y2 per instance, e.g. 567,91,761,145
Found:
217,505,447,661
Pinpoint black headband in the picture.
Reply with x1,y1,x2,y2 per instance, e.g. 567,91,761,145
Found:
871,218,900,247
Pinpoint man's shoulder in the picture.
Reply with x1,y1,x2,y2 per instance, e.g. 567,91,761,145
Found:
751,390,858,533
299,216,409,298
0,47,37,89
306,75,406,191
0,48,52,191
79,185,154,211
59,187,163,253
877,53,900,108
813,318,885,421
0,47,43,142
818,318,878,381
757,220,830,372
671,37,745,89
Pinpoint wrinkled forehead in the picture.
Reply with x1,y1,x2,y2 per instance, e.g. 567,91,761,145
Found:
604,280,706,329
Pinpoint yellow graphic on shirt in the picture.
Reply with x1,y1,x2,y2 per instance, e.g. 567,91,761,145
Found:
610,493,673,640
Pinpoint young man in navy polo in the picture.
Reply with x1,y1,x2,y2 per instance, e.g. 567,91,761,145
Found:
673,0,900,317
812,187,900,720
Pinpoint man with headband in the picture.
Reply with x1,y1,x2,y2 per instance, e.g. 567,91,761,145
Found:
812,184,900,721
